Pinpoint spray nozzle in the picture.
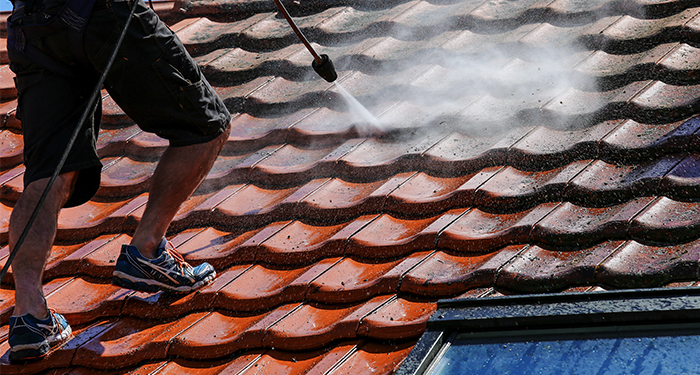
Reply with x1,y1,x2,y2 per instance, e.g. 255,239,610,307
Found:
312,54,338,82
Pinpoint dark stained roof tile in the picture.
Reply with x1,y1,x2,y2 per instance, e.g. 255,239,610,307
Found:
562,156,683,206
531,197,655,248
438,204,557,253
473,162,588,212
496,241,624,293
596,239,700,288
401,246,526,297
660,153,700,199
629,196,700,243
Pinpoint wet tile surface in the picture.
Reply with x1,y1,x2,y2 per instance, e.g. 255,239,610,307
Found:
2,1,700,374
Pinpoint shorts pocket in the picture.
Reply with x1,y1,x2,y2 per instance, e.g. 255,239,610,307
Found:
152,57,228,136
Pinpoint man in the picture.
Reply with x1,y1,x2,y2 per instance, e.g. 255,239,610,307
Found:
6,0,232,363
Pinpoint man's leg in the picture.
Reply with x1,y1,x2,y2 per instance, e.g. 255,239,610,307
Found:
9,172,77,318
129,123,231,259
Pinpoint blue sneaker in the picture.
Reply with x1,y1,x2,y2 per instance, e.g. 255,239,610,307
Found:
8,310,72,363
112,238,216,293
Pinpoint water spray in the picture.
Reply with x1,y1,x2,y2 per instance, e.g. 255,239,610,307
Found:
272,0,337,82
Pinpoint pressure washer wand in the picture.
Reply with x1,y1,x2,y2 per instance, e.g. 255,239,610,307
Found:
272,0,337,82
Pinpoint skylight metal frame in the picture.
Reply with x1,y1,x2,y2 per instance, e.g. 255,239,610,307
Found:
396,287,700,375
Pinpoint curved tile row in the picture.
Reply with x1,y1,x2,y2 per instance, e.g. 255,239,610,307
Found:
193,15,700,94
0,293,428,372
4,145,700,245
3,109,700,194
179,2,700,58
2,197,699,322
1,337,414,374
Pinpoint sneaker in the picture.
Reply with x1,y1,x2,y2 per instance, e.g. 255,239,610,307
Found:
8,310,72,363
112,238,216,293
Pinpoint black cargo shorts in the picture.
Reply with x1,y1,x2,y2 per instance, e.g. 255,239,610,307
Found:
9,0,231,207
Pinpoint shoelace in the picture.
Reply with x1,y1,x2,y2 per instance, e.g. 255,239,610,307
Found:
163,240,192,273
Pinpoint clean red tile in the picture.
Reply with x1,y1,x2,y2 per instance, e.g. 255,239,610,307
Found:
170,304,300,359
629,197,700,244
234,345,344,375
222,220,293,264
0,287,15,325
169,311,271,359
210,184,299,229
496,241,625,293
0,101,20,132
98,156,157,198
165,192,221,233
0,66,16,100
46,277,130,326
0,278,72,325
124,131,168,159
359,297,435,340
100,94,133,127
326,340,415,375
256,220,348,265
77,233,132,279
308,251,432,304
96,125,141,158
345,214,450,259
0,166,23,206
214,263,312,311
59,194,145,243
531,198,654,248
171,226,261,269
263,297,390,351
55,200,131,242
597,239,700,288
401,246,526,297
33,242,84,281
438,204,557,253
73,313,206,369
0,130,22,170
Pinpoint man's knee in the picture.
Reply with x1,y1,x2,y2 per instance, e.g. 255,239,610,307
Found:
21,171,79,209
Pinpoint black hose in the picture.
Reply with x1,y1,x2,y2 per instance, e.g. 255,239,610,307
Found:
0,0,141,284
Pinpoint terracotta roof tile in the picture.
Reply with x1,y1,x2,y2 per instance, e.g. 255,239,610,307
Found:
3,0,700,373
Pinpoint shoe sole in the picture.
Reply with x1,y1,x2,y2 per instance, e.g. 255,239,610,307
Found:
112,270,216,294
